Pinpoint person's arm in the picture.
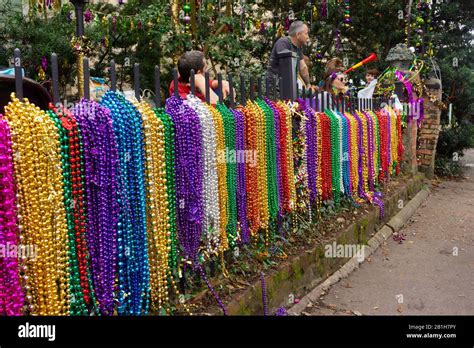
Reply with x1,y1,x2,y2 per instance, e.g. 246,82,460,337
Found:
196,74,219,104
299,59,310,86
211,80,232,99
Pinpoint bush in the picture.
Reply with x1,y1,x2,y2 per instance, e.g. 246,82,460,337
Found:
435,124,474,177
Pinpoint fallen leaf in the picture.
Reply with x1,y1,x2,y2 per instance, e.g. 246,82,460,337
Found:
327,303,338,309
373,306,379,310
397,305,403,313
353,310,362,316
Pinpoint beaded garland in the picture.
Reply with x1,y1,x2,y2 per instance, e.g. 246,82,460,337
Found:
206,104,229,252
154,108,179,272
0,114,24,315
216,103,238,247
131,99,170,313
241,105,260,238
46,105,95,315
0,88,406,316
232,108,250,244
101,92,149,315
165,96,204,266
5,95,70,315
187,96,221,255
72,98,119,316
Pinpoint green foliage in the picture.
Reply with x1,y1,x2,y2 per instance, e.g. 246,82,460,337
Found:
435,124,474,177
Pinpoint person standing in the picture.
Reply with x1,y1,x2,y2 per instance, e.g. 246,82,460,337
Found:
266,21,313,92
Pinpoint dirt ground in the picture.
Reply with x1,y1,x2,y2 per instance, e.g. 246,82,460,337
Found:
303,149,474,316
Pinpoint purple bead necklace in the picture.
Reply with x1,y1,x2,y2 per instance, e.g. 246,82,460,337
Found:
72,99,120,315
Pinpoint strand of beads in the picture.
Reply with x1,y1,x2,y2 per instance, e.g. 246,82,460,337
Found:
0,114,24,315
291,103,309,212
165,96,204,266
339,112,351,196
5,94,70,315
232,108,249,244
241,105,260,239
346,112,359,199
364,111,375,192
376,110,388,182
46,106,88,315
264,98,283,218
187,96,221,254
350,111,364,199
132,99,170,313
257,99,278,243
153,107,192,316
154,108,179,273
326,109,341,205
314,111,323,209
101,92,149,315
217,103,238,247
73,99,119,316
206,104,229,253
389,107,398,175
371,111,381,181
246,101,269,248
57,106,97,314
356,111,369,194
276,101,296,213
319,112,332,201
300,100,318,205
396,109,404,175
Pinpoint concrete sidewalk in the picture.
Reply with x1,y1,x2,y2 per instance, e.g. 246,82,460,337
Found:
301,149,474,316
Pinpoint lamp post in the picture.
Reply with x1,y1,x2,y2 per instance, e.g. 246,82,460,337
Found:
70,0,88,98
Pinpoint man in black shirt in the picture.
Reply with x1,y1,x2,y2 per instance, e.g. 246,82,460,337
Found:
266,21,312,91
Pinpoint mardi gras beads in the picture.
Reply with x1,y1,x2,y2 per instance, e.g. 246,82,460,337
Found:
241,105,260,238
73,99,119,316
339,112,351,197
264,99,283,217
0,115,24,316
246,101,269,246
300,100,318,205
274,102,290,213
376,110,388,182
5,94,70,315
46,107,88,316
356,111,369,193
154,108,179,272
187,96,221,254
216,103,238,247
101,92,150,315
345,112,359,197
258,99,279,246
132,99,170,313
232,108,249,244
165,96,204,266
292,104,310,212
206,104,229,252
326,109,341,205
319,112,332,202
257,99,278,226
396,108,404,175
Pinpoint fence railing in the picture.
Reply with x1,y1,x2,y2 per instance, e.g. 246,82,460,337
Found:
7,48,421,118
